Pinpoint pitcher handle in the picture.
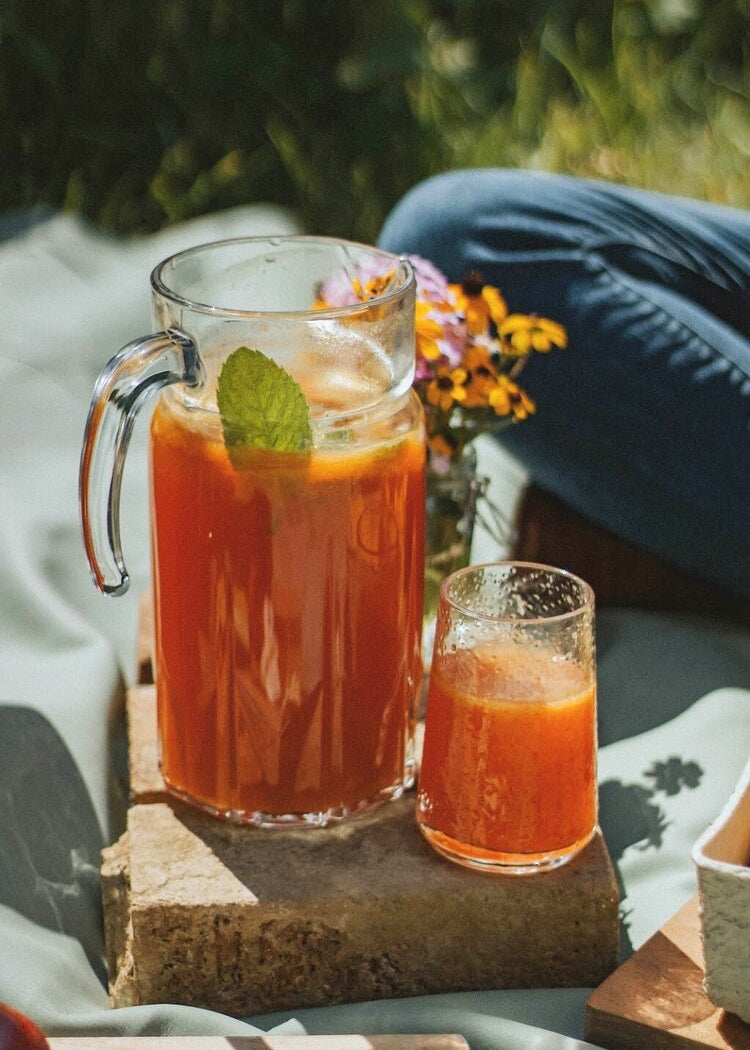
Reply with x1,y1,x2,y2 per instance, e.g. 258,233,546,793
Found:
80,328,203,596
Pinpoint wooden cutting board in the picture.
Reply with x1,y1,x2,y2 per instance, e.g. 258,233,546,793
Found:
585,896,750,1049
48,1037,468,1050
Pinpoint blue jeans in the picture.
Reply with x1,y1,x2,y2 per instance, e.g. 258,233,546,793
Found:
378,170,750,600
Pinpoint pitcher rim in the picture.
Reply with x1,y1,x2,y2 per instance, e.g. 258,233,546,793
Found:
150,234,415,319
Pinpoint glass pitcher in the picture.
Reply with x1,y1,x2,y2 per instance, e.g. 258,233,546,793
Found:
81,236,425,827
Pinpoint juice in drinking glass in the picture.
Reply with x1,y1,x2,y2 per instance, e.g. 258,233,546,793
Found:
417,562,597,873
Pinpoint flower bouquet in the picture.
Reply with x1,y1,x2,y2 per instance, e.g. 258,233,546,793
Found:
406,256,566,471
318,252,567,662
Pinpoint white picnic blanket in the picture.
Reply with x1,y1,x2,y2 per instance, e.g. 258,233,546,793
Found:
1,208,749,1049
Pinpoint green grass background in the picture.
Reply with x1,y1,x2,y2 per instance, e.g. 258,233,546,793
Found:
3,0,749,242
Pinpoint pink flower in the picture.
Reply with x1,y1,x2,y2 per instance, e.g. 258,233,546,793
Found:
408,255,452,304
436,312,468,367
318,258,391,306
426,450,452,475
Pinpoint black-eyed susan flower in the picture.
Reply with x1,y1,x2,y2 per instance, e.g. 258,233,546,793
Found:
461,346,498,409
489,374,536,420
362,269,397,300
449,272,508,337
463,342,494,371
428,431,459,462
500,314,568,355
426,366,468,412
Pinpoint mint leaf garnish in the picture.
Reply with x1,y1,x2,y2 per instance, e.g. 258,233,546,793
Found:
217,346,312,453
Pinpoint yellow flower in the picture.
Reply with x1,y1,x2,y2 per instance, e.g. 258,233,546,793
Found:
463,343,494,371
463,361,497,410
362,270,397,300
426,366,468,411
428,432,458,460
448,272,508,336
499,314,568,355
415,301,445,361
489,374,536,421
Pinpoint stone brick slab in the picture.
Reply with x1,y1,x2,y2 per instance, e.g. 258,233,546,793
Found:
102,792,619,1015
126,685,164,803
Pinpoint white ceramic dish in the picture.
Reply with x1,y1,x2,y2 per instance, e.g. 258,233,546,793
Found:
692,755,750,1023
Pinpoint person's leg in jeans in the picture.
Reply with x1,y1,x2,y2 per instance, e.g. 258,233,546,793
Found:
378,170,750,601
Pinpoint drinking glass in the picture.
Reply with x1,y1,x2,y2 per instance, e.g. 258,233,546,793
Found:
417,561,597,873
81,236,425,827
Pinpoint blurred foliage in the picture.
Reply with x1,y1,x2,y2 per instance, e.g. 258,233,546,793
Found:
2,0,749,242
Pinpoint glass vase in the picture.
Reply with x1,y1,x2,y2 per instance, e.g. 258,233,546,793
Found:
424,447,483,632
423,446,510,686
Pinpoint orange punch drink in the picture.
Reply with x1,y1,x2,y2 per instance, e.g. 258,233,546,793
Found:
151,385,424,823
417,562,597,873
80,237,424,827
